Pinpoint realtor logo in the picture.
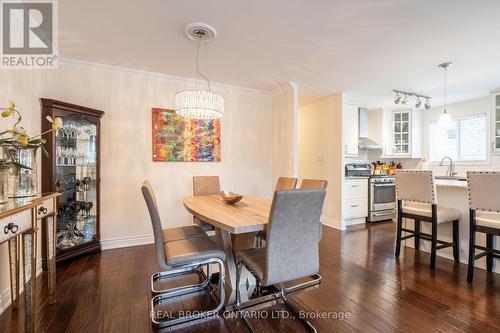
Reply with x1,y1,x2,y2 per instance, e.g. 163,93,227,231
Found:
1,0,58,68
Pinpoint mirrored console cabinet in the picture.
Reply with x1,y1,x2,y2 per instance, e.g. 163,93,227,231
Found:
41,99,104,264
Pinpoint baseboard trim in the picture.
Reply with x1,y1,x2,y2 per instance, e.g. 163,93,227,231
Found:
101,234,154,251
0,261,43,315
322,217,346,231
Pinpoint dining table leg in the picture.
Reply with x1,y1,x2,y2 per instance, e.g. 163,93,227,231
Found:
214,228,237,305
214,229,258,306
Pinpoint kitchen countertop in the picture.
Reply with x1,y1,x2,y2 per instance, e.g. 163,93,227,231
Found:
434,178,468,189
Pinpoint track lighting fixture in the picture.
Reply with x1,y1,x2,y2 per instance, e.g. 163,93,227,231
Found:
394,92,402,104
392,90,431,109
415,97,422,108
424,98,431,110
402,94,408,105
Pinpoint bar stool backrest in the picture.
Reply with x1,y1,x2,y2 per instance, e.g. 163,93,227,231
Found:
394,170,436,204
467,171,500,213
265,189,326,286
193,176,220,196
275,177,298,191
142,180,167,267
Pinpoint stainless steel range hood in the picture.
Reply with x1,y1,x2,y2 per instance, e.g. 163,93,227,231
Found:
358,107,382,150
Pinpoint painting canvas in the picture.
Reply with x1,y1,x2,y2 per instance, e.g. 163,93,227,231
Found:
152,108,221,162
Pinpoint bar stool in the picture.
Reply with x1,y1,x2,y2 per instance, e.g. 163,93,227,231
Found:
466,171,500,282
394,170,461,269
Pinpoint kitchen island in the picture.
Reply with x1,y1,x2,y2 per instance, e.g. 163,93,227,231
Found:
403,177,499,274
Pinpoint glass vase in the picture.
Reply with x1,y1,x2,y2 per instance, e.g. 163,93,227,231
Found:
2,145,38,197
0,166,9,203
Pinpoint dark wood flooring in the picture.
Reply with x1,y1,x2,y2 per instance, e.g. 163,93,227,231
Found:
1,222,499,332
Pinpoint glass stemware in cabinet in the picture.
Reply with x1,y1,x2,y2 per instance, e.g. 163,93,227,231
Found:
42,99,104,265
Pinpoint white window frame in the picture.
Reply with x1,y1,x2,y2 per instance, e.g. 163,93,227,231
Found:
429,112,491,166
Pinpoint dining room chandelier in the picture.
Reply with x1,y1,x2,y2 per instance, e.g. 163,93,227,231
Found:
175,23,224,120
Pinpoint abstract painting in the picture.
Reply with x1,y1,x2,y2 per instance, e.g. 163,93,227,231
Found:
152,108,221,162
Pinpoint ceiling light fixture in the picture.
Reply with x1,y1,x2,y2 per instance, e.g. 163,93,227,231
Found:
424,97,431,110
402,93,409,105
438,62,452,128
394,92,402,104
175,23,224,120
415,97,422,108
393,90,431,109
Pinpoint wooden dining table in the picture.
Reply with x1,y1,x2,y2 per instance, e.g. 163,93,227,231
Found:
183,194,272,305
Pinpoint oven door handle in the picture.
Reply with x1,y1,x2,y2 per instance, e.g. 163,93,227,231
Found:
372,212,395,217
372,183,395,187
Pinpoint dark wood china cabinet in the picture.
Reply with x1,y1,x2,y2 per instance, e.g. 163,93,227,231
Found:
41,99,104,264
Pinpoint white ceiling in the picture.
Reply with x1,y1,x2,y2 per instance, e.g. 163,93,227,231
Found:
59,0,500,107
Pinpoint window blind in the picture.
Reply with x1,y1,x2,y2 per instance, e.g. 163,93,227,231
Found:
459,114,487,160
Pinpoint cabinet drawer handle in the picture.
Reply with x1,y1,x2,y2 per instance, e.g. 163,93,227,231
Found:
351,185,359,188
38,206,48,215
350,204,359,208
4,223,19,234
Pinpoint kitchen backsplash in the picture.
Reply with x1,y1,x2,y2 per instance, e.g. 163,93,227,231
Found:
346,149,500,176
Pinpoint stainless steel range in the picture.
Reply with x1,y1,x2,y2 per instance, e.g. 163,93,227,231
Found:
368,175,396,222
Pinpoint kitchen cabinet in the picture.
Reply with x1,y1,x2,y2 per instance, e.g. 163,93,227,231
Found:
343,178,368,222
493,92,500,154
342,103,359,157
380,108,421,158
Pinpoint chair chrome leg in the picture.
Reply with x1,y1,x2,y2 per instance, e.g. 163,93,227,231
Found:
281,289,318,333
283,274,321,294
235,268,319,332
151,258,225,329
151,265,209,296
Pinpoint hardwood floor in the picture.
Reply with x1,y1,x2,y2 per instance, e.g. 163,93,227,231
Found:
1,222,499,332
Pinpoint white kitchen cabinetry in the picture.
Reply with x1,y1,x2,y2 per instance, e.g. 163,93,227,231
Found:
342,103,359,157
343,178,368,225
493,93,500,154
380,108,421,158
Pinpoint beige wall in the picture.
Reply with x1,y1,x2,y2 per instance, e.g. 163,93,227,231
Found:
272,82,298,188
0,60,275,310
298,93,343,225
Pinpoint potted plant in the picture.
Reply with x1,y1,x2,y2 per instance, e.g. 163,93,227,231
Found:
0,101,62,198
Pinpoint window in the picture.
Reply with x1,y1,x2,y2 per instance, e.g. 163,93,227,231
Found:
429,113,487,162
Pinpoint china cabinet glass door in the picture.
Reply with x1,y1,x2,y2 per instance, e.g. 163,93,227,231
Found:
393,111,410,154
495,94,500,151
55,116,98,251
42,98,104,265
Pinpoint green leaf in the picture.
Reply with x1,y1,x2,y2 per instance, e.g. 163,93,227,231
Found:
11,161,31,170
39,144,48,156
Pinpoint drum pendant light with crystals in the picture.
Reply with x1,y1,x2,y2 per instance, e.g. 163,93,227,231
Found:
175,23,224,120
438,62,452,128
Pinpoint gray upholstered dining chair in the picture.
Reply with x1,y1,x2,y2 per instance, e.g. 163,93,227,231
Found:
256,176,301,246
142,181,226,328
466,171,500,282
394,170,461,269
299,179,328,190
275,176,298,191
235,188,326,332
300,179,328,240
192,176,220,231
